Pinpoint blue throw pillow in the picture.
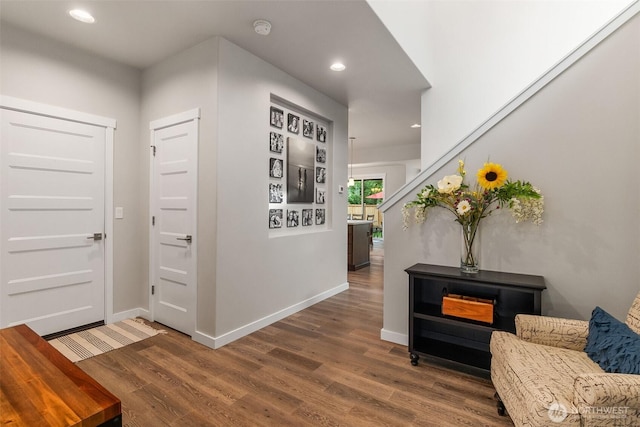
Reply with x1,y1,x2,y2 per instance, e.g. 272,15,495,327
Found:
584,306,640,374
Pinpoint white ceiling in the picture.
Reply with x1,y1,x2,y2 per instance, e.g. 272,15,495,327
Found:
0,0,429,151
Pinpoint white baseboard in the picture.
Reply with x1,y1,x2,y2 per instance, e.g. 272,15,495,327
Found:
193,282,350,349
380,328,408,346
110,308,151,324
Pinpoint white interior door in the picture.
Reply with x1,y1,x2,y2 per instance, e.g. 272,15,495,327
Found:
150,110,199,336
0,108,107,335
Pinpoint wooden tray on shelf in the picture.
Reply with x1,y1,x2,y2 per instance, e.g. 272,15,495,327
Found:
442,294,494,324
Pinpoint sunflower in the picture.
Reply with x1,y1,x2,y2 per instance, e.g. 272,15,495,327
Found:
477,162,507,190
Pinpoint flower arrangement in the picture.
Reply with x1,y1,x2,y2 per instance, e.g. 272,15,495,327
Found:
402,160,544,272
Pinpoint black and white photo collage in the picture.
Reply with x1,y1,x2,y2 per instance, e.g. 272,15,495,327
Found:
269,102,328,231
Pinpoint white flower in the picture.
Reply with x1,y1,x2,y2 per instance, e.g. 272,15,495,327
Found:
420,188,431,199
509,193,544,225
456,200,471,216
401,204,411,230
414,206,427,224
437,175,463,194
402,204,428,229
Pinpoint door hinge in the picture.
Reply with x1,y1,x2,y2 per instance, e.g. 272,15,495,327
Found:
151,145,156,156
151,285,155,295
152,216,155,226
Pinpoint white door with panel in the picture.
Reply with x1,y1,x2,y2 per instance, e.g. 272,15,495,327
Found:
150,110,199,336
0,107,109,335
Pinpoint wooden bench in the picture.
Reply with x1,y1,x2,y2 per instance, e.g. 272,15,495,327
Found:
1,324,122,426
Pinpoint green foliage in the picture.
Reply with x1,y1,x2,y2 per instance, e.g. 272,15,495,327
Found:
348,181,362,205
348,179,383,205
403,161,544,230
363,179,383,205
495,180,542,205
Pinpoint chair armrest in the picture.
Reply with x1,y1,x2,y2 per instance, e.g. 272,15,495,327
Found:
574,373,640,411
515,314,589,351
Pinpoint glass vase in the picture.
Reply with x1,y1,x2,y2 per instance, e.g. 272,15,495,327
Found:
460,221,480,273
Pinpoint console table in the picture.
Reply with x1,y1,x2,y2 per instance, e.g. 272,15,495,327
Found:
0,324,122,426
406,263,546,372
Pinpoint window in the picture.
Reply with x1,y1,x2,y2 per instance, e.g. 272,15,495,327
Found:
348,179,383,237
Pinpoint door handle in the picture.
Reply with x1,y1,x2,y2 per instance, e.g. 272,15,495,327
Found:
87,233,103,241
176,235,192,243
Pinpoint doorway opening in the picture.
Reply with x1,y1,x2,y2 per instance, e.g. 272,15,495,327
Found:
348,178,383,238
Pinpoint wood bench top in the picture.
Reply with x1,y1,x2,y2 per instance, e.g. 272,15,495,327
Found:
1,324,121,426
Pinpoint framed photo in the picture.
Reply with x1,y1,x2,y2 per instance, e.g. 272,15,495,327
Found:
270,106,284,129
315,208,326,225
302,209,313,226
316,146,326,163
287,113,300,134
315,167,326,184
316,188,325,204
269,183,283,203
287,137,315,203
269,209,283,228
316,124,327,143
303,119,314,138
287,210,299,227
269,158,283,179
270,132,284,153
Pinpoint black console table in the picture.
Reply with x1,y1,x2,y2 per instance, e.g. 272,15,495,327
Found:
406,263,546,372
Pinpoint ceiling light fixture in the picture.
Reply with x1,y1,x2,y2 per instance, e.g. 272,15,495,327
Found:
411,123,421,128
348,137,355,187
253,19,272,36
330,62,346,72
68,9,95,23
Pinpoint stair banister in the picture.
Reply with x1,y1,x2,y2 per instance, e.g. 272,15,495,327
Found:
379,0,639,213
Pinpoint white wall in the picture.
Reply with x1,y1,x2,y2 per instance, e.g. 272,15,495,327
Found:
142,37,349,343
404,159,421,182
0,24,146,315
349,141,420,193
213,38,348,340
382,13,640,342
353,159,422,187
368,0,633,167
352,141,420,165
140,37,220,334
1,26,349,345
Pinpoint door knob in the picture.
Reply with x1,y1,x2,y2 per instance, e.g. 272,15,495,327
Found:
87,233,103,241
176,235,192,243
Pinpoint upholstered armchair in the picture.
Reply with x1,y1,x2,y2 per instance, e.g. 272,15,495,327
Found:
490,292,640,426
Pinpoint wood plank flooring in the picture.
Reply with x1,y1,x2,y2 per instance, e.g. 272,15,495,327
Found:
77,240,514,426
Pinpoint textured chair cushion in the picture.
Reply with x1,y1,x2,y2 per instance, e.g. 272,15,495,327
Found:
516,314,589,350
626,293,640,334
585,306,640,374
491,331,603,426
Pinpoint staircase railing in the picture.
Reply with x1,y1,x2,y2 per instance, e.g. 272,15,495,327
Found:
379,0,639,213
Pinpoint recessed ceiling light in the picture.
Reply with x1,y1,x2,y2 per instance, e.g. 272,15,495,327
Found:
69,9,95,23
410,123,422,128
330,62,346,72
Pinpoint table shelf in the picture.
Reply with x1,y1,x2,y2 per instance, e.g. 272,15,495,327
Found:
406,263,545,372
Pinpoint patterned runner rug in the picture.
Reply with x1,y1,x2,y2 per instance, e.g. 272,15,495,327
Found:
48,318,164,362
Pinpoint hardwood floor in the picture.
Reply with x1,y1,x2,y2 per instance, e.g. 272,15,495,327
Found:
78,240,513,426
